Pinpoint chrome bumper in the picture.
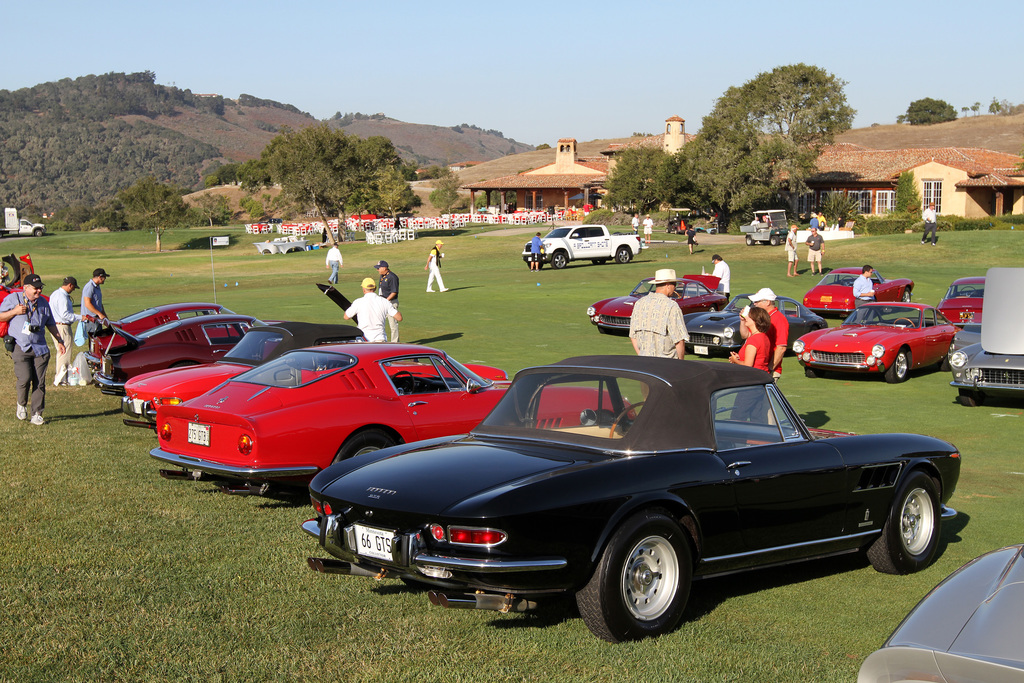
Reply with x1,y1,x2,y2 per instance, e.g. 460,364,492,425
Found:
121,396,155,422
95,373,127,396
150,447,320,480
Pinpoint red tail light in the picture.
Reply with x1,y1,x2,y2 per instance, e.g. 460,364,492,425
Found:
159,423,172,441
310,496,323,514
237,434,253,456
448,527,507,547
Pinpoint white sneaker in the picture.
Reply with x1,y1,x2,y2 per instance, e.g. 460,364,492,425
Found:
440,288,449,292
426,289,435,292
16,404,27,420
30,414,44,426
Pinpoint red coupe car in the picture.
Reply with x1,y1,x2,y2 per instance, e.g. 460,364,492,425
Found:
587,276,727,333
121,321,365,429
87,302,234,365
937,276,985,326
803,268,914,316
94,314,261,396
149,343,509,494
793,303,957,383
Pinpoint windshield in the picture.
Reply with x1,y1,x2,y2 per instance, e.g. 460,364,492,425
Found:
223,330,285,363
843,305,921,327
726,295,756,312
118,308,159,324
233,350,356,388
944,282,985,299
478,371,650,443
545,228,572,239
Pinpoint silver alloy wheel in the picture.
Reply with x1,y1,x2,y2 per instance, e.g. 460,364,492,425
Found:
900,487,935,555
619,534,679,621
894,351,909,379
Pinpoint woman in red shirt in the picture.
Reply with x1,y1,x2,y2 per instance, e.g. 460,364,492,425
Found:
728,306,772,372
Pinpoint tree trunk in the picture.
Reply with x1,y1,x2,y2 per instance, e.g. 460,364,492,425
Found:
314,200,339,247
155,229,162,253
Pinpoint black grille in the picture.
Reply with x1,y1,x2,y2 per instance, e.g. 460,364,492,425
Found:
690,332,722,345
812,351,865,365
599,316,630,327
979,367,1024,386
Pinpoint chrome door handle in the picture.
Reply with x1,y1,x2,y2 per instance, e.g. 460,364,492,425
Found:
726,461,752,472
407,401,427,407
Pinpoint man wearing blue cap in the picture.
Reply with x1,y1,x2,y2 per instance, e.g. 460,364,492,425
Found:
375,261,400,342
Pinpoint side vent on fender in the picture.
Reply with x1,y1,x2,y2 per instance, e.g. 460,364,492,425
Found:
854,464,902,491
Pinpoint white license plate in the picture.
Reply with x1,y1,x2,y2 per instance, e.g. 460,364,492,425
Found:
694,345,709,356
354,524,395,562
187,422,210,447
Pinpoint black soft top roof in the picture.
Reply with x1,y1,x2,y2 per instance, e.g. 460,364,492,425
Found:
483,356,775,452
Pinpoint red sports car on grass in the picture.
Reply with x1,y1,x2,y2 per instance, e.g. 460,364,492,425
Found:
150,343,509,494
936,276,985,326
94,314,261,396
803,268,914,316
121,321,365,429
793,303,957,383
587,276,726,334
87,302,234,364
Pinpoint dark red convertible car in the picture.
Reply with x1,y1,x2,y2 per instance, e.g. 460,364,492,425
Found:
803,268,914,316
94,314,260,396
793,302,957,383
587,276,727,334
936,276,985,326
150,343,509,494
87,302,234,365
121,321,365,428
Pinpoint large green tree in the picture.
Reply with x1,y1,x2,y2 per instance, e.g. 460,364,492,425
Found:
901,98,957,125
660,64,854,225
429,168,463,216
605,147,669,212
117,177,189,252
895,171,922,213
372,167,417,219
248,125,402,245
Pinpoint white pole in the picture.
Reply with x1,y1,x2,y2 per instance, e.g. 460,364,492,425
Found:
210,237,217,304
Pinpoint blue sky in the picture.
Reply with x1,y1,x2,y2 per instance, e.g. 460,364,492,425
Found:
5,0,1016,146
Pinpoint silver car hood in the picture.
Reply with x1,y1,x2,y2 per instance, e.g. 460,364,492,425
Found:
981,268,1024,354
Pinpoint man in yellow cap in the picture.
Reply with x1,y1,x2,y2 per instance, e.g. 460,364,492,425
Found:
344,277,402,342
425,240,448,292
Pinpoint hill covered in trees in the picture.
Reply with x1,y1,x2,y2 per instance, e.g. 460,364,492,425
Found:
0,72,532,211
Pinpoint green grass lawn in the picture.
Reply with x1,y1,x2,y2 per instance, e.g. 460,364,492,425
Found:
1,226,1023,681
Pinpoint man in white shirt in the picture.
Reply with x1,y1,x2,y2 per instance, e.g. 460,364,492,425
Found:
642,215,654,246
325,244,343,284
344,278,402,342
711,254,731,299
48,276,81,386
921,202,938,245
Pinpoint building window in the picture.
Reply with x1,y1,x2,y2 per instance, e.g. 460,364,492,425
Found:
846,190,871,214
923,180,942,213
875,190,896,214
796,192,814,215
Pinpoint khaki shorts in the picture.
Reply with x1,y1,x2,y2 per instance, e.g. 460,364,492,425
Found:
807,250,822,263
786,250,797,262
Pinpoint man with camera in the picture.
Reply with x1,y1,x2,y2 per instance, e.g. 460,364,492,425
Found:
1,273,66,425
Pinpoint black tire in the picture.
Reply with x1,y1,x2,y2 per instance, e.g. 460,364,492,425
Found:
901,289,912,302
551,251,569,270
884,348,911,383
576,510,692,643
940,347,952,372
769,235,780,246
867,472,940,574
804,366,820,378
957,389,982,407
615,246,632,265
33,228,45,237
333,428,397,463
745,235,754,246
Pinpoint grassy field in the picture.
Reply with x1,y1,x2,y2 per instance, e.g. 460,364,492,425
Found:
2,225,1023,681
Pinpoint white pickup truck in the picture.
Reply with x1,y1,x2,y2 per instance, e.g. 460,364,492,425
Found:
3,209,46,238
521,225,643,270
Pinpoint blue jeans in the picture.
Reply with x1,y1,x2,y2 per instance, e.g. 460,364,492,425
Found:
329,262,339,284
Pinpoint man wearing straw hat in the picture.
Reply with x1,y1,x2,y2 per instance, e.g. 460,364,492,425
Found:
628,268,689,359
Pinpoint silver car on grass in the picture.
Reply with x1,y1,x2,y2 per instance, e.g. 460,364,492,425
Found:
949,268,1024,407
859,544,1024,683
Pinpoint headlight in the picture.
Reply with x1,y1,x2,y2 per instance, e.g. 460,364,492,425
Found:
792,340,804,354
723,326,735,338
587,306,596,317
949,351,968,368
871,344,885,358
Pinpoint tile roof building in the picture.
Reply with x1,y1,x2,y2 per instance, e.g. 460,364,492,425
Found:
801,143,1024,217
462,117,691,212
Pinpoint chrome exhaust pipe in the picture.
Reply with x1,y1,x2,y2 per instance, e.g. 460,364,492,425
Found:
427,590,536,613
306,557,385,578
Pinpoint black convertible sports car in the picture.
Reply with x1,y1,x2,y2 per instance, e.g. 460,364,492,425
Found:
303,356,960,643
684,294,827,357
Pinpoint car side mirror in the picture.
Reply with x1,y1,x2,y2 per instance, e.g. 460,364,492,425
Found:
466,379,482,394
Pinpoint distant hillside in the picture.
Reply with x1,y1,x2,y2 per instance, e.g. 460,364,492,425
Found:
328,112,533,166
836,113,1024,154
0,72,533,210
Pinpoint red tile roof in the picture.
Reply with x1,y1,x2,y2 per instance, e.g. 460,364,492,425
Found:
463,173,607,190
600,133,696,155
811,144,1024,184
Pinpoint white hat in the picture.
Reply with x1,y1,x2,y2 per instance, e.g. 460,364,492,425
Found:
750,287,777,303
652,268,677,284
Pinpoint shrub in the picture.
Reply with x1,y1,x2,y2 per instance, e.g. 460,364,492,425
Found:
584,208,614,225
856,215,916,235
